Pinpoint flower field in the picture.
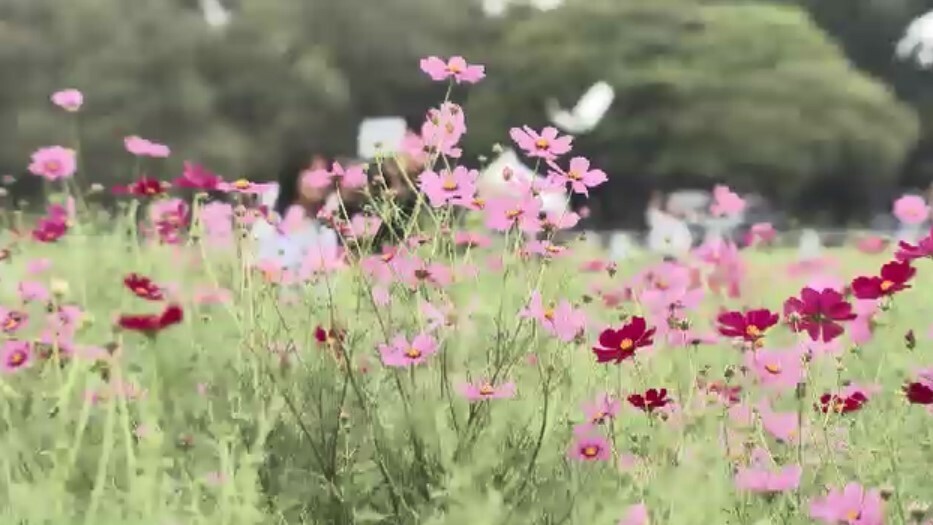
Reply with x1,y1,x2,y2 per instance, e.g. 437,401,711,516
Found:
2,58,933,525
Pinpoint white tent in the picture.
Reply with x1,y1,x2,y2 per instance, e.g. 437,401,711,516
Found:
478,148,568,215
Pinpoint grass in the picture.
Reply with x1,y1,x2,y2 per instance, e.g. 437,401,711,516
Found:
1,202,932,525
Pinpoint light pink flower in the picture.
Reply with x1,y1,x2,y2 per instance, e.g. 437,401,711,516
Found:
746,222,777,246
378,333,438,368
567,426,612,462
26,258,52,275
124,136,170,158
51,89,83,112
745,347,805,392
420,166,478,207
617,503,649,525
757,401,798,443
519,291,586,343
331,162,367,189
509,126,573,160
484,195,542,233
893,194,929,225
735,447,802,493
581,393,621,425
18,281,49,303
28,146,77,180
809,482,885,525
458,380,516,401
395,254,452,290
419,56,485,84
710,184,746,217
547,157,607,196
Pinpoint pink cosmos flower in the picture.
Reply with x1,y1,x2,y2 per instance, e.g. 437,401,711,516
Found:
454,231,491,249
746,222,777,247
581,393,621,425
1,340,33,374
809,482,884,525
635,262,704,315
420,166,478,207
51,89,83,112
458,380,516,401
394,254,452,290
378,333,438,368
148,198,190,245
174,162,222,190
893,194,930,225
710,184,746,217
28,146,77,180
192,286,232,306
849,299,880,346
567,426,612,462
484,195,542,233
617,503,649,525
331,162,368,190
124,136,170,158
735,447,802,494
419,56,485,84
299,242,345,278
509,126,573,160
519,291,586,342
540,210,580,232
18,281,49,303
216,179,275,194
546,157,607,196
200,201,234,246
757,401,798,443
26,258,52,275
745,347,805,392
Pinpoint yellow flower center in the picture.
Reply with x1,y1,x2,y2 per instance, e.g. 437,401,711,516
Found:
581,445,599,458
567,170,582,181
8,350,26,367
764,363,781,374
619,338,634,351
506,209,522,220
405,347,422,359
545,244,562,254
442,178,458,191
534,138,549,150
381,252,395,263
846,510,861,522
134,286,151,296
447,63,462,74
233,179,250,189
471,198,486,209
544,308,555,321
746,325,761,338
44,160,62,173
479,384,495,396
880,280,894,291
3,317,19,331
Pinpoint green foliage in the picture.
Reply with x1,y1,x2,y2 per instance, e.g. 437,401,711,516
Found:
466,0,919,225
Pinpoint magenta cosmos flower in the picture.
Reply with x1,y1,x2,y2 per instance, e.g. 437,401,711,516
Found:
28,146,77,181
734,447,801,494
419,56,485,84
895,227,933,262
809,482,885,525
783,287,856,343
51,89,83,112
378,333,438,368
1,340,33,374
509,126,573,160
174,162,223,190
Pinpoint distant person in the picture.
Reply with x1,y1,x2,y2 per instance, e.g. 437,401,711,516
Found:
253,153,338,272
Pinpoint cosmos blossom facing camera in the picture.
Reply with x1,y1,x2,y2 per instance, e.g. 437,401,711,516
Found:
419,56,485,84
783,287,856,343
851,259,916,300
592,316,655,364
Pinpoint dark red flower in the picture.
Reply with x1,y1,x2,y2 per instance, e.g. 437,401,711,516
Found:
851,260,916,300
817,391,868,414
123,273,164,301
627,388,671,413
904,382,933,405
314,325,346,347
716,308,779,345
783,287,856,343
895,228,933,262
113,176,169,197
117,304,183,336
32,216,68,243
173,162,222,191
592,316,655,364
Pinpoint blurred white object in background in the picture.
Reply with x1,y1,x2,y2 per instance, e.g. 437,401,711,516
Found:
200,0,231,28
479,148,568,215
647,208,693,257
896,10,933,67
797,229,823,260
483,0,565,17
358,117,407,160
260,183,279,209
546,81,615,134
609,231,636,260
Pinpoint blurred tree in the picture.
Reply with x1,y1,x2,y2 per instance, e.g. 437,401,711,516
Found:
464,0,919,227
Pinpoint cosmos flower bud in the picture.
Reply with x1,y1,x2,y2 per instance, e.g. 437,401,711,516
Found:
908,501,929,522
905,329,917,350
879,484,895,501
50,278,69,297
